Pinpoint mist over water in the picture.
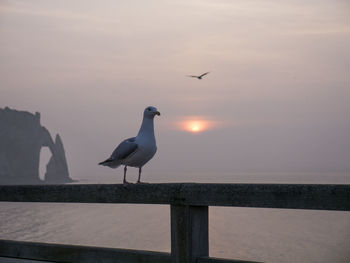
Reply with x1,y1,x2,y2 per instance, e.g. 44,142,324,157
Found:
1,0,350,180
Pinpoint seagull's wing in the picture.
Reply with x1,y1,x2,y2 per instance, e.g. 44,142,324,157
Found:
187,75,198,78
99,137,138,165
199,72,210,78
110,137,138,160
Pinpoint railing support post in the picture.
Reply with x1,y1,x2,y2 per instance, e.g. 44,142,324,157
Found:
171,205,209,263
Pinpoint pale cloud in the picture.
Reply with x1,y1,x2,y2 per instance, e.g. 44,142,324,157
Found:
1,0,349,177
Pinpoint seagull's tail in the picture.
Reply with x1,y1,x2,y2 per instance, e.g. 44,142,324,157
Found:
98,160,110,166
99,158,121,168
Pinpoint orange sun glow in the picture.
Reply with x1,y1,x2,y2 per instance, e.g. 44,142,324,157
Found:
185,121,206,133
177,117,217,133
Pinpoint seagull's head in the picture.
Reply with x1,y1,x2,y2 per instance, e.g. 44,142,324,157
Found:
144,106,160,119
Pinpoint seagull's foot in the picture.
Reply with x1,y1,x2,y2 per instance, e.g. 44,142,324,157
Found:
123,181,132,187
136,181,149,184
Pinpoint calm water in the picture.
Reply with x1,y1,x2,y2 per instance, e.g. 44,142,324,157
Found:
1,173,350,263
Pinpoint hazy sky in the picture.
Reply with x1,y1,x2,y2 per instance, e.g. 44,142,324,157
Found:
1,0,350,181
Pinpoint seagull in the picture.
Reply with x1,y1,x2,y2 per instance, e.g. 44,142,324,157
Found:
99,106,160,185
187,72,210,80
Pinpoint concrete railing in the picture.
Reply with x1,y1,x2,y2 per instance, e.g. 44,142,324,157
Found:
0,183,349,263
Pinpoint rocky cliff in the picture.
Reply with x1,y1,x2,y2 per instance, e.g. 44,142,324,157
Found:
0,107,73,184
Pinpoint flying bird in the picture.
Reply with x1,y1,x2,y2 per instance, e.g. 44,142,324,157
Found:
187,72,210,80
99,106,160,185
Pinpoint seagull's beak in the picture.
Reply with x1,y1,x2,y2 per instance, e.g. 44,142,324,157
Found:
155,111,160,116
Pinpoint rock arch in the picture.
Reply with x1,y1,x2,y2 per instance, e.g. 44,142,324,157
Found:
0,107,73,184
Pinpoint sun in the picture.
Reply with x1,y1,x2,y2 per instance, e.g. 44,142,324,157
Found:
176,118,216,133
191,125,200,132
187,121,204,133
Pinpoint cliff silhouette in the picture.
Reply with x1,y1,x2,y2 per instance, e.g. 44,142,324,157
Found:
0,107,73,184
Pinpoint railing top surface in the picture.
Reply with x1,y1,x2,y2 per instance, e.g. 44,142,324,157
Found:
0,183,349,210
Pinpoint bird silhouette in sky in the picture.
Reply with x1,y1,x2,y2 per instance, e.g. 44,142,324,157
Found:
187,72,210,80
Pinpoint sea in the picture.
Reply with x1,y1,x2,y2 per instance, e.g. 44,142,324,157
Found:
1,172,350,263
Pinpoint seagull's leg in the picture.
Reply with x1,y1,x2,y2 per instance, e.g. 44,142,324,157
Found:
123,166,130,186
137,167,142,183
137,167,148,184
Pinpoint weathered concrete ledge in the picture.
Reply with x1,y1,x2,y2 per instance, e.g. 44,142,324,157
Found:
0,183,349,210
